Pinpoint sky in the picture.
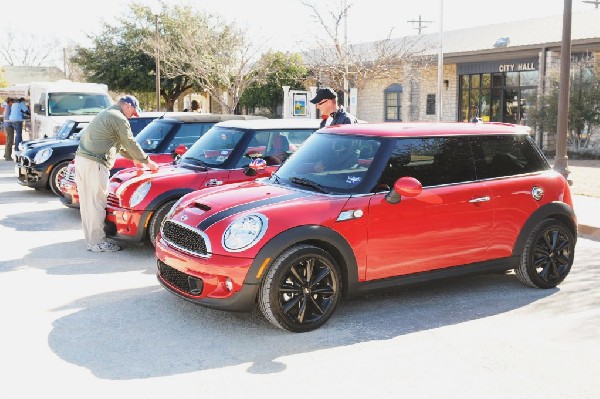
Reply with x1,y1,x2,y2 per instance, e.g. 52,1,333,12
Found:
1,0,598,65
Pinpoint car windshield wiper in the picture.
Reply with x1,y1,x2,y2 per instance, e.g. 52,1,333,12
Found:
181,157,208,169
290,177,330,194
270,172,281,184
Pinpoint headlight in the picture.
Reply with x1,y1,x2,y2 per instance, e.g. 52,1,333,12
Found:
222,214,268,252
129,181,151,207
18,142,26,151
33,148,53,164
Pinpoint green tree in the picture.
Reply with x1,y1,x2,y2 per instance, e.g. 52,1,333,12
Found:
239,52,309,116
70,3,201,111
527,56,600,151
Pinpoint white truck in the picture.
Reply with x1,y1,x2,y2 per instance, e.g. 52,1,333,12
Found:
0,80,114,140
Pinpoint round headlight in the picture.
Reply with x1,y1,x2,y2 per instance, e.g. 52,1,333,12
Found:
33,148,53,164
129,181,151,208
222,214,268,252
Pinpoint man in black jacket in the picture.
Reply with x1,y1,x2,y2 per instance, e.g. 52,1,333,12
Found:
310,87,357,128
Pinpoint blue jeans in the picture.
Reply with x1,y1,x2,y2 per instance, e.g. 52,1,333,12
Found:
11,121,23,151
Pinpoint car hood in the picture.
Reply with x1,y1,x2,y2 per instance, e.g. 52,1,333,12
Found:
172,180,351,235
22,139,80,155
111,164,201,185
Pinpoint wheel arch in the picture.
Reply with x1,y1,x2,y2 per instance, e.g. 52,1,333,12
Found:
512,201,577,257
246,225,359,298
146,188,194,211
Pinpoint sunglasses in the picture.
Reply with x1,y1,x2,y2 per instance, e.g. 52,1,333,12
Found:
316,99,329,106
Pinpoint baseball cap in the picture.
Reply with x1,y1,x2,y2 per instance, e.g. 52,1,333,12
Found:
119,95,140,116
310,87,337,104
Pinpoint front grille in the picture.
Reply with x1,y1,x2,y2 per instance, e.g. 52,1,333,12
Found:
157,260,203,296
162,220,208,256
107,193,120,207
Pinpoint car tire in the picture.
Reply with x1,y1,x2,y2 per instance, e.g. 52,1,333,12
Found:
49,161,70,197
515,218,575,289
148,199,177,247
258,244,341,332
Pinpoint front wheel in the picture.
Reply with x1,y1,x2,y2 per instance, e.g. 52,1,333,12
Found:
515,218,575,288
259,244,342,332
148,199,177,247
49,161,70,196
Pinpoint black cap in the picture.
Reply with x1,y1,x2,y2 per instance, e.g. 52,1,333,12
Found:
310,87,337,104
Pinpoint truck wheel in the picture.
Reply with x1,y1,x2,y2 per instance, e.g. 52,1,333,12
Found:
148,199,177,247
259,244,341,332
515,218,575,288
49,161,70,196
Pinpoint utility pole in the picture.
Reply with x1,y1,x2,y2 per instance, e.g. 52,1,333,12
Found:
555,0,572,180
343,0,349,110
154,12,161,112
436,1,444,122
407,15,433,35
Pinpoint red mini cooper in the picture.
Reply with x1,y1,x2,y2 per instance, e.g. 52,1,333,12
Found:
103,118,320,246
155,122,577,332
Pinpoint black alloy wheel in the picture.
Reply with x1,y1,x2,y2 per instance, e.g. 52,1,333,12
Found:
259,244,341,332
515,218,575,289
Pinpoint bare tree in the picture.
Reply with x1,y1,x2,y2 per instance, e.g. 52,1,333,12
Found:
300,1,433,94
0,31,62,67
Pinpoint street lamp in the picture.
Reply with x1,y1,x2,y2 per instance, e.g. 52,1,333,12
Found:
154,11,161,112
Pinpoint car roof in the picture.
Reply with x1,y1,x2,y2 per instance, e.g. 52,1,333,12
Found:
137,111,166,119
158,113,267,123
321,122,532,137
214,118,322,130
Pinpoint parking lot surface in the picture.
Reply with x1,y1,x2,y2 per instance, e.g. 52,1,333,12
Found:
1,157,599,398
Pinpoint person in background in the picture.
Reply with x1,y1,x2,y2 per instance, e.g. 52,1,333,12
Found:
310,87,357,128
310,87,357,171
75,95,159,252
8,97,29,152
2,98,15,160
191,99,202,112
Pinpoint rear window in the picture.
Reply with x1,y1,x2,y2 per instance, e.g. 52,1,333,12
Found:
472,135,549,179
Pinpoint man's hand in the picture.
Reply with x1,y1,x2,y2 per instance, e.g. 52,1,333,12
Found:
146,159,159,173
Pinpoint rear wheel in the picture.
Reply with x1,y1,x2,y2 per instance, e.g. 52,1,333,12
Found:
259,244,341,332
49,161,70,196
148,199,177,247
515,218,575,288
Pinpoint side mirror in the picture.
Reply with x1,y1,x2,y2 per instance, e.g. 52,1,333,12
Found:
171,144,188,160
385,177,422,204
34,103,44,114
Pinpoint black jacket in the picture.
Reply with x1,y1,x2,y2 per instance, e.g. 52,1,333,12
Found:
320,107,358,128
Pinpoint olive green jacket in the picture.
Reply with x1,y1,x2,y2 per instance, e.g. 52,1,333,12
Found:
76,105,149,168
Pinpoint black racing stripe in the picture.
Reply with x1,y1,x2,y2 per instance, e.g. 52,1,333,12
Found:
197,192,308,230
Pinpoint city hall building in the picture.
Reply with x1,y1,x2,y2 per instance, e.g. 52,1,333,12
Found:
351,10,600,149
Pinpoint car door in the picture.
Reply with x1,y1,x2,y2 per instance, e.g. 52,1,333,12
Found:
365,136,494,280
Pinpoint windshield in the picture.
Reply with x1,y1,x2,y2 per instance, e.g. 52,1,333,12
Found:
48,93,112,116
135,120,175,152
55,121,77,139
274,133,382,194
179,126,245,168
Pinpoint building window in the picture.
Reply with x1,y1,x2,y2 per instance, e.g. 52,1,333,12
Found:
426,94,436,115
384,84,403,121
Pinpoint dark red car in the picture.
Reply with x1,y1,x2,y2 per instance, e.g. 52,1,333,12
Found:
59,112,264,208
155,122,577,332
103,118,320,246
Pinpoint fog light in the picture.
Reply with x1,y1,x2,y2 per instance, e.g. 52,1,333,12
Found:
225,277,233,292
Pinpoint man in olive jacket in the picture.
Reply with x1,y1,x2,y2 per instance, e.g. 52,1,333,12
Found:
75,95,159,252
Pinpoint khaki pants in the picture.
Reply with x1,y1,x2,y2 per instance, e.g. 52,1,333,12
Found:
75,155,109,246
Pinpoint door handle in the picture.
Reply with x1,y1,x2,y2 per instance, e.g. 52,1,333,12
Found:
469,196,490,203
